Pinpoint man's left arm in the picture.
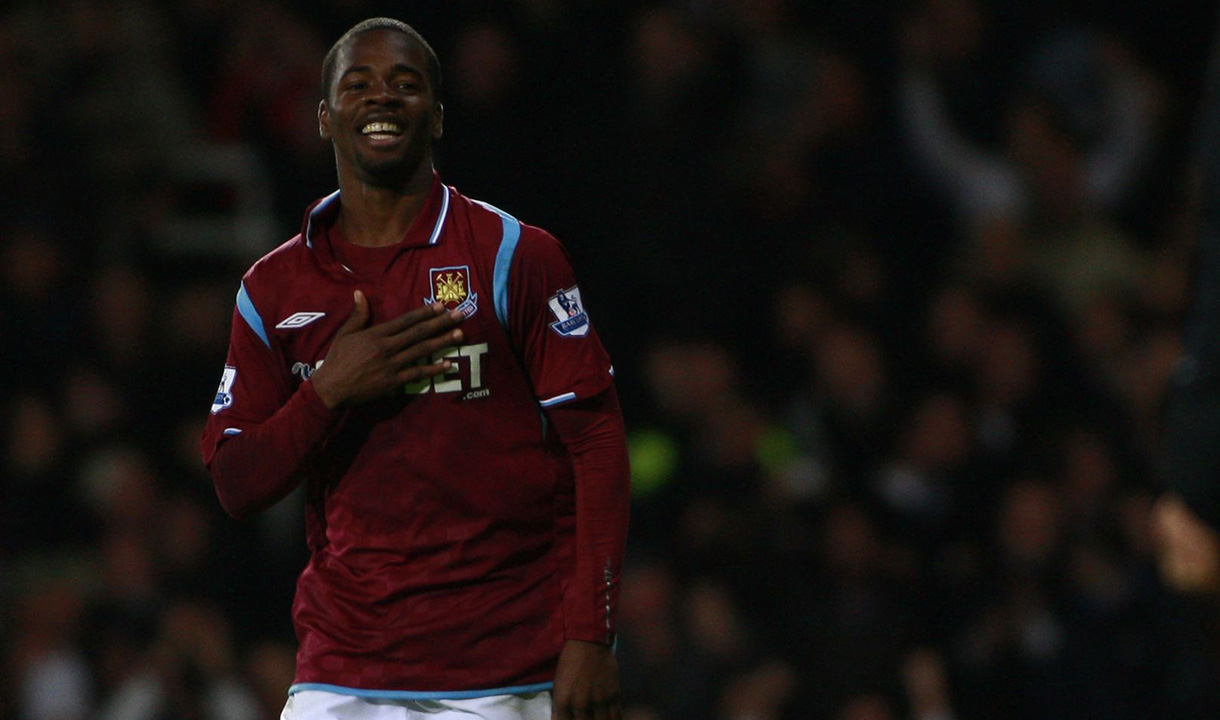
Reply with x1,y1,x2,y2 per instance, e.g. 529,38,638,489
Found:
502,224,629,719
547,388,630,720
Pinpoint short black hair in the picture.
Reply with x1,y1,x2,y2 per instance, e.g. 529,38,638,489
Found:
320,17,442,101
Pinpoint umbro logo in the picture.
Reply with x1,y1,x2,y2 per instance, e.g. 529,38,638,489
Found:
276,312,326,329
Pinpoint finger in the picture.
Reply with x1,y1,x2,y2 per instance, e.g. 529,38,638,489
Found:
551,694,571,720
335,290,371,337
388,329,465,368
561,696,589,720
371,302,449,337
395,359,453,385
383,309,464,349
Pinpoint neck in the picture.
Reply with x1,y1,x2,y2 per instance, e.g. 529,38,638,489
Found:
336,161,435,248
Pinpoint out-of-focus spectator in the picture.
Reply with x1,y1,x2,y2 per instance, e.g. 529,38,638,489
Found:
834,694,896,720
898,2,1158,223
875,390,974,546
243,639,297,719
901,649,957,720
3,2,1220,719
718,658,797,720
1155,495,1220,594
205,3,330,217
11,582,93,720
94,601,257,720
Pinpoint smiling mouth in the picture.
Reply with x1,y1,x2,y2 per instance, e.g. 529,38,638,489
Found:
361,121,403,141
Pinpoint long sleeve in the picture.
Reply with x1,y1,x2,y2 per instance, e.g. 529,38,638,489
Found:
208,380,341,518
1081,66,1155,210
898,71,1024,219
546,387,631,645
497,222,627,643
201,283,342,519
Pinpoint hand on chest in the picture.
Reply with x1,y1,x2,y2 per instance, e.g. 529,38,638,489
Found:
277,256,498,401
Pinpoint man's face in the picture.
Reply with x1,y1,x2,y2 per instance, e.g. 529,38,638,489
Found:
319,30,443,187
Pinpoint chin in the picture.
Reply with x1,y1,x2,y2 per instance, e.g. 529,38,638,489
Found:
357,150,426,185
358,158,414,185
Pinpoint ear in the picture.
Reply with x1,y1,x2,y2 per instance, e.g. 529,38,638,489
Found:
432,102,444,141
318,100,332,140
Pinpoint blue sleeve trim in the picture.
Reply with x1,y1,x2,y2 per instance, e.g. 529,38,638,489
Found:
492,213,522,329
287,681,554,700
236,282,271,349
539,391,578,408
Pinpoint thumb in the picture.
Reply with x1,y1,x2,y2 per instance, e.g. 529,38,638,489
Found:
336,290,370,335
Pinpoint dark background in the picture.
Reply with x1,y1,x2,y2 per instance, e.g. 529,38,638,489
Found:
4,1,1220,718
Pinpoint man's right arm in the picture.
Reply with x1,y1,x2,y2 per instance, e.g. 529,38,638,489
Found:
201,278,338,519
203,289,464,518
208,379,341,518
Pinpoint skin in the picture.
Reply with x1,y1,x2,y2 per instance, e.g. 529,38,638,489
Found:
1153,494,1220,595
311,28,458,408
308,28,621,718
552,640,622,720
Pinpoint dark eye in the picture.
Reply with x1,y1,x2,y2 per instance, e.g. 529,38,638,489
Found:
398,81,420,92
346,81,368,91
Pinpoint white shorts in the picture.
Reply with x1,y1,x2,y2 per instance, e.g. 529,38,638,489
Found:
282,689,552,720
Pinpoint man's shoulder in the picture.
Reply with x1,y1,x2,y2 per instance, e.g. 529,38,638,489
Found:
242,236,309,281
448,187,516,240
447,186,562,252
242,234,311,291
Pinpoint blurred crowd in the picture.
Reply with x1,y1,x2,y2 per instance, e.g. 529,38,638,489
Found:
5,0,1220,719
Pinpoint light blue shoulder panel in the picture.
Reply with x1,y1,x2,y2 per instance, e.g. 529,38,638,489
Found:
488,205,522,329
236,281,270,349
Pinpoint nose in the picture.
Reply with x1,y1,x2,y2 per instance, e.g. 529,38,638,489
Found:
365,79,402,106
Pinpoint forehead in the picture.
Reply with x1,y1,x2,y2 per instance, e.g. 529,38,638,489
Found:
336,29,429,76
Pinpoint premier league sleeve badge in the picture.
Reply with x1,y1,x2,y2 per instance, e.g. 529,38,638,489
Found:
547,286,590,337
211,366,237,414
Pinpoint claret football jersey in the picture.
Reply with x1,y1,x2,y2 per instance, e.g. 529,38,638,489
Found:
201,175,616,696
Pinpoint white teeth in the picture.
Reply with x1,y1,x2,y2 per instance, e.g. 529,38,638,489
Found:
362,122,402,135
